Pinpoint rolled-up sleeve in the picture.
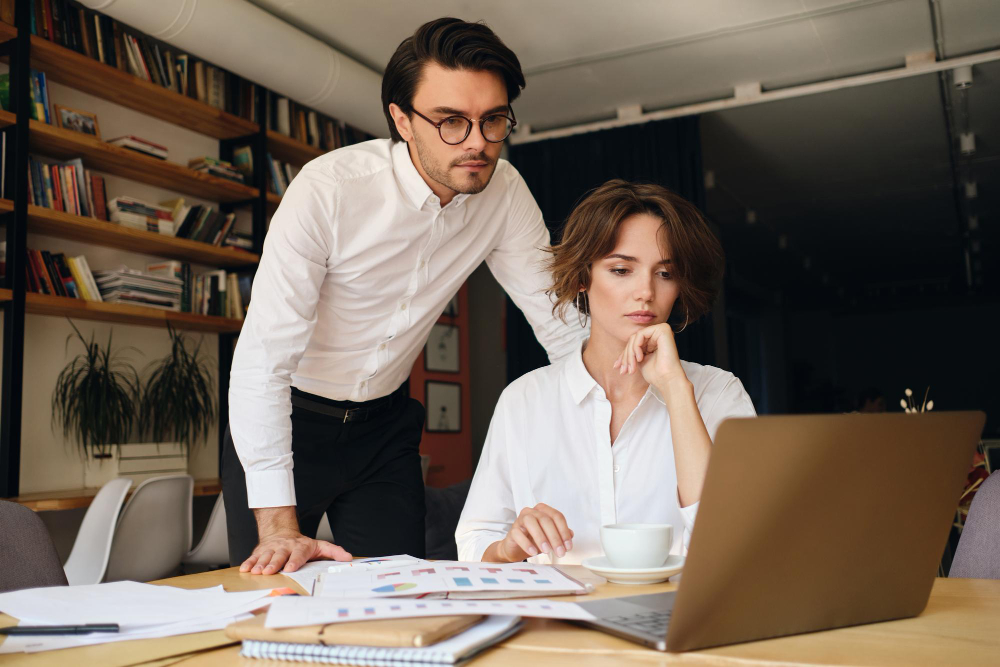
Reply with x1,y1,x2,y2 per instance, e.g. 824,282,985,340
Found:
456,396,518,561
228,167,336,508
485,167,587,364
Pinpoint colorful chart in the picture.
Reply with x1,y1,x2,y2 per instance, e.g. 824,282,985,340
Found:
372,582,418,593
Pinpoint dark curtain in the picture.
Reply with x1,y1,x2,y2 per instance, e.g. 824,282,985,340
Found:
505,115,713,383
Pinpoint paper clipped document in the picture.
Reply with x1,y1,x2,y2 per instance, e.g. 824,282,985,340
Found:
265,596,596,629
312,560,590,599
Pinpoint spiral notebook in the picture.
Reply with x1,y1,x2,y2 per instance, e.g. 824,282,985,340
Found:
239,615,522,665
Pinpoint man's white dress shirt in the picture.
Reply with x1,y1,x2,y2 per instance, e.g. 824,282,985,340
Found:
456,340,757,565
230,139,585,508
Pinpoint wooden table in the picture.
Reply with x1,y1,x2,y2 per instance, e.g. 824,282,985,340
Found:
2,566,999,666
9,478,222,511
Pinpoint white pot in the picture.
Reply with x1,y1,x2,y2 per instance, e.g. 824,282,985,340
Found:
83,443,188,488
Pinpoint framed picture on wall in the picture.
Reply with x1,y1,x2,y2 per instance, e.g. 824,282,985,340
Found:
425,381,461,433
425,323,460,373
442,293,459,317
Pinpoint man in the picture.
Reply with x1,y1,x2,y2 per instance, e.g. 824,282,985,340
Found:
224,17,586,575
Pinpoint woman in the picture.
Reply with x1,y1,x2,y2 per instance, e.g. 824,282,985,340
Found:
456,180,756,565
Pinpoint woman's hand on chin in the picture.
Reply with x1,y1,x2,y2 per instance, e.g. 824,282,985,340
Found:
494,503,574,563
614,323,690,391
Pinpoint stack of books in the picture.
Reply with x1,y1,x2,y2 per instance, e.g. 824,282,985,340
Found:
159,198,237,245
0,70,52,123
93,266,183,311
25,248,101,301
266,154,300,196
146,260,249,319
188,157,244,183
106,135,168,160
27,156,109,220
20,1,260,122
107,196,175,235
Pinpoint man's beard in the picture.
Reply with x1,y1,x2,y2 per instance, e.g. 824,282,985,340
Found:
412,133,496,196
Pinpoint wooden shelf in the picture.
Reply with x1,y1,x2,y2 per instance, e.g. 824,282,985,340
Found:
0,112,261,203
267,130,325,165
0,288,11,302
0,22,257,140
25,292,244,333
11,477,222,511
266,191,282,211
0,200,260,267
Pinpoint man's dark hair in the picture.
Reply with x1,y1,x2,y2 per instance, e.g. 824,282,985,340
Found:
382,18,525,142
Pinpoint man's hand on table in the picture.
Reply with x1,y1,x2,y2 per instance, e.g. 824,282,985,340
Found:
241,506,352,574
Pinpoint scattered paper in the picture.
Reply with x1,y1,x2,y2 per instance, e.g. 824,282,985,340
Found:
265,596,595,628
0,582,277,654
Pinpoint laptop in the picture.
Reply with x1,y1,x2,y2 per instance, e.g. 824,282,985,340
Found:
574,411,986,652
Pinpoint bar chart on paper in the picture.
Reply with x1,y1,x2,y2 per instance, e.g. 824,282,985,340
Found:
313,561,589,599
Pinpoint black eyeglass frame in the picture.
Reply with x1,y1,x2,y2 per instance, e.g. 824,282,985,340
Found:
409,106,517,145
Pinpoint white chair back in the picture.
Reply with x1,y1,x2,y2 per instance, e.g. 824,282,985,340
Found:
104,474,193,582
183,492,230,567
63,478,132,586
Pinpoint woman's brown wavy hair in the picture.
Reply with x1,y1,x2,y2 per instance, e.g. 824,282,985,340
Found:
546,179,724,332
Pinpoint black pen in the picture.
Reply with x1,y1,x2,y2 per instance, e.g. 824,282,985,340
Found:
0,623,120,635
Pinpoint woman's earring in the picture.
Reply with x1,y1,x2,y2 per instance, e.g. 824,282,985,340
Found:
576,291,589,328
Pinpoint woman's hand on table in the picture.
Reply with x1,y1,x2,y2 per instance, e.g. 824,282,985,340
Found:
488,503,574,562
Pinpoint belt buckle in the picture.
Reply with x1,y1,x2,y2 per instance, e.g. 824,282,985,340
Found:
343,408,351,424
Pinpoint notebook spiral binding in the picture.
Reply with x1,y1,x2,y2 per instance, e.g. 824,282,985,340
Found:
241,639,452,665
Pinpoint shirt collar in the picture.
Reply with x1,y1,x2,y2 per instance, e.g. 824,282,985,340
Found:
392,140,435,209
391,140,475,212
564,337,667,407
565,338,599,405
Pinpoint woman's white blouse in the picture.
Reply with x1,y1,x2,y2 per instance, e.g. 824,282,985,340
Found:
456,341,757,565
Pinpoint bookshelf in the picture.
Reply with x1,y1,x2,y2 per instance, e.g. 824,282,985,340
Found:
0,0,376,497
3,112,261,203
0,22,257,140
1,200,261,268
25,292,244,333
267,130,324,165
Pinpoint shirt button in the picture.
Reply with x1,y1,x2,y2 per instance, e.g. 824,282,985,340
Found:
419,260,426,269
400,303,408,311
378,343,386,351
613,465,621,473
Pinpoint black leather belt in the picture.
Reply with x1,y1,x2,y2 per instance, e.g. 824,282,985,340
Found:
290,385,406,423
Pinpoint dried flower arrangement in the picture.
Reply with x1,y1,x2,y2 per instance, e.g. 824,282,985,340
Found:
900,387,934,413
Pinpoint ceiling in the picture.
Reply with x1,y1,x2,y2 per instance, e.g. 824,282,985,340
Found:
248,0,1000,305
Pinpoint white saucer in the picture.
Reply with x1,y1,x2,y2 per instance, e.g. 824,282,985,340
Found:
581,555,685,585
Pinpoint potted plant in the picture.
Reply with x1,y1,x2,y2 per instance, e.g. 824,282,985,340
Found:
52,321,141,486
138,322,217,457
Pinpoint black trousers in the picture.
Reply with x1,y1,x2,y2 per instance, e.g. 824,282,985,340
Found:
221,387,427,566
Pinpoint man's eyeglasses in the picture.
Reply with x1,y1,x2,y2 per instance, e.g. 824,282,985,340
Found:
410,107,517,145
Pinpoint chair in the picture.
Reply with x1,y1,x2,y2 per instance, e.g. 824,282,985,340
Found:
63,478,132,585
104,474,193,582
424,479,472,560
182,491,230,569
0,500,67,592
951,471,1000,579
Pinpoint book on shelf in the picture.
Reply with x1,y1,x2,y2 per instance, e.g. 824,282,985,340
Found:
26,155,108,220
0,70,52,123
156,198,238,246
106,135,169,160
265,154,300,196
223,232,254,251
107,196,176,235
188,156,245,183
22,1,260,122
94,265,183,311
24,247,101,301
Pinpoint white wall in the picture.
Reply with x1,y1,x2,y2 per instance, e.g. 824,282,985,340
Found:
4,70,254,493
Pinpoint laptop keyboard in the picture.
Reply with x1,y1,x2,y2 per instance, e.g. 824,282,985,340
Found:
605,610,673,637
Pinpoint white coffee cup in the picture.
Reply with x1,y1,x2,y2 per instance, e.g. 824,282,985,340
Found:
600,523,673,569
